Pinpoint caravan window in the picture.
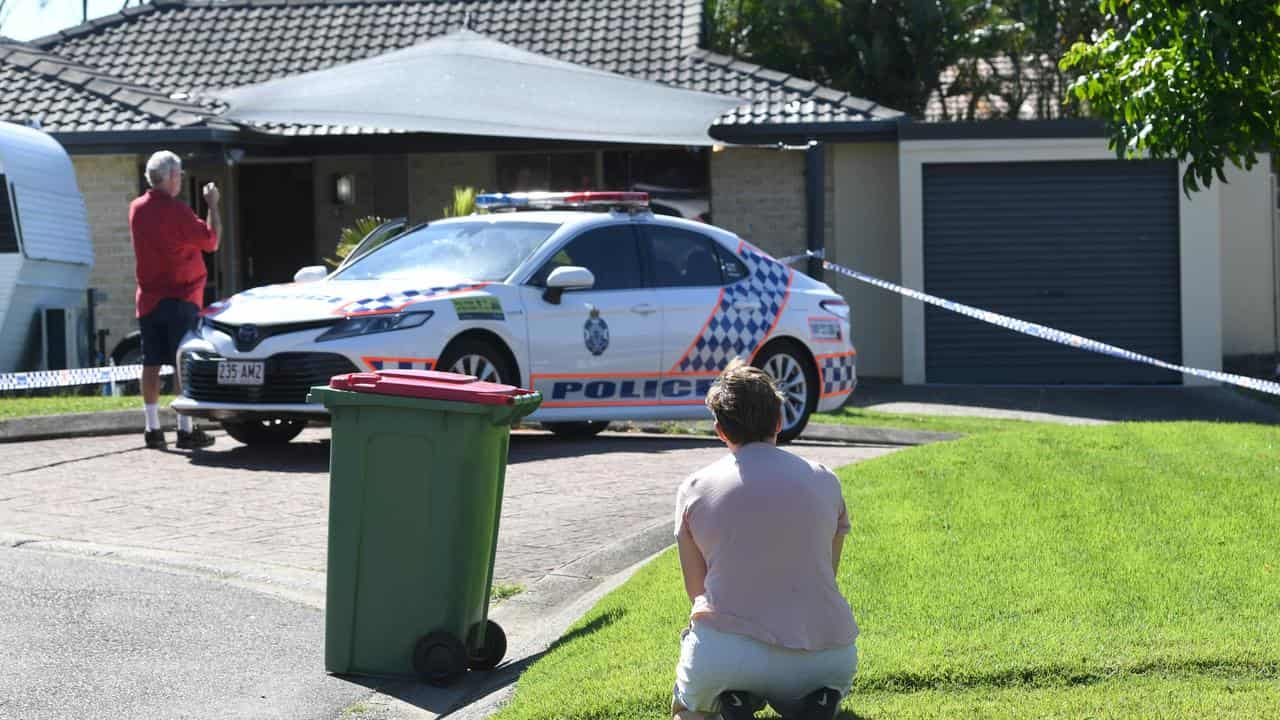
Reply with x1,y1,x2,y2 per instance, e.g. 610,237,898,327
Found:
0,177,16,253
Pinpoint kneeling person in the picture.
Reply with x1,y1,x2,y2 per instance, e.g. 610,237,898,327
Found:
672,359,857,720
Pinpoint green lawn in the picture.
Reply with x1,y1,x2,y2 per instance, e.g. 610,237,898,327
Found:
0,394,176,420
812,406,1044,435
494,422,1280,719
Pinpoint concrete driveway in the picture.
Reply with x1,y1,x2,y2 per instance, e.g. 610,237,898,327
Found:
0,429,898,719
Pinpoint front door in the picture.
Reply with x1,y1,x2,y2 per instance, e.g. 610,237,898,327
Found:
522,224,664,414
238,162,316,289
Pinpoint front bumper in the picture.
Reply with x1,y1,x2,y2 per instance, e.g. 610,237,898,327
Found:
171,397,328,422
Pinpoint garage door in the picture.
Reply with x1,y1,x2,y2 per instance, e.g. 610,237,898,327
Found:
923,160,1181,384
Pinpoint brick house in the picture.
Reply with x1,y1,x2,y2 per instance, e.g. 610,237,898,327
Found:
0,0,1274,384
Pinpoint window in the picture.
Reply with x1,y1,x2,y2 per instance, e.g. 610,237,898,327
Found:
333,221,559,282
531,225,643,291
0,178,17,254
713,241,749,284
642,226,724,287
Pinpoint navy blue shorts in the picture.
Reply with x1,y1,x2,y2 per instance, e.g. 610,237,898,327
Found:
139,299,199,366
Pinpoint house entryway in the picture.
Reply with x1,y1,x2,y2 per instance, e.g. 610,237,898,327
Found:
238,162,317,288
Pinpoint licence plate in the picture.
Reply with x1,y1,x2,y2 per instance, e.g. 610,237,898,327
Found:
217,361,265,386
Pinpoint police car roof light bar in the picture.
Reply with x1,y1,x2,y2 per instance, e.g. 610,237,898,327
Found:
474,191,650,212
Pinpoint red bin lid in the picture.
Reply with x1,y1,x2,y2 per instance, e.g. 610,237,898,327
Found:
329,369,532,405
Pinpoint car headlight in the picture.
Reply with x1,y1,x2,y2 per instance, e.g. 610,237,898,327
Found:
316,310,434,342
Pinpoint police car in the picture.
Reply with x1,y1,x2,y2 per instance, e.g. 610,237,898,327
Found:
173,192,857,445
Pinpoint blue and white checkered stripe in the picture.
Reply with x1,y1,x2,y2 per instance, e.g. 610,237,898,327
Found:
0,364,173,392
337,283,486,316
820,354,857,396
676,244,793,373
777,251,1280,397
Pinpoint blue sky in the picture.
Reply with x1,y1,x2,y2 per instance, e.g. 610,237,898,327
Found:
3,0,123,41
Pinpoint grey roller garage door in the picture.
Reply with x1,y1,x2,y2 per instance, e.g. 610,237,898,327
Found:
923,160,1181,384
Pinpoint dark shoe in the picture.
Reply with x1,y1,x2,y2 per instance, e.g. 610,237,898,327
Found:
144,429,166,449
791,687,841,720
176,428,215,450
719,691,765,720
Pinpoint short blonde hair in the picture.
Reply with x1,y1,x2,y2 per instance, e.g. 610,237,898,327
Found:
145,150,181,187
704,357,783,445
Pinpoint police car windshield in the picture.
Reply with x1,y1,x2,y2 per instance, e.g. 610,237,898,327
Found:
331,221,559,282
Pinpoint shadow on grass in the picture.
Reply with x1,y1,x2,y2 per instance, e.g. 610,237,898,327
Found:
546,607,627,652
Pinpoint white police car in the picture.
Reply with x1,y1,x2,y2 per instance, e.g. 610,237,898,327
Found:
173,192,857,445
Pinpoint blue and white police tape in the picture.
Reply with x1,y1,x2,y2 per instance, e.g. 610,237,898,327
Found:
777,250,1280,397
0,364,173,392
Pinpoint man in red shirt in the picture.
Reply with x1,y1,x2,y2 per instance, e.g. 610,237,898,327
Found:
130,150,222,450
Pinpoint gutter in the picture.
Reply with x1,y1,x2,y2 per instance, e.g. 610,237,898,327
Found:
710,118,901,145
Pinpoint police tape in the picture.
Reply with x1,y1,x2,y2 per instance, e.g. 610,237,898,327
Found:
0,364,173,392
777,250,1280,397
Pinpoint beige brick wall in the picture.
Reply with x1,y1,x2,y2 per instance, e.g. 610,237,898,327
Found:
74,154,141,355
710,147,807,258
407,153,496,223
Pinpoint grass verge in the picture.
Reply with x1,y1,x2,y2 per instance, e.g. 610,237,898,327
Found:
493,422,1280,719
0,394,177,421
812,406,1045,435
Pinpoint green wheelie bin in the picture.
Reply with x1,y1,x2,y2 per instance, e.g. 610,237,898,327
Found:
308,369,541,686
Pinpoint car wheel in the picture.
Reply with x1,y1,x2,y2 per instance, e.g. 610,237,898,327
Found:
221,417,307,445
543,421,609,439
438,337,518,386
753,342,818,444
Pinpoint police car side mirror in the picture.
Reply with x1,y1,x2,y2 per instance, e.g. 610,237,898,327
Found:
293,265,328,283
543,266,595,304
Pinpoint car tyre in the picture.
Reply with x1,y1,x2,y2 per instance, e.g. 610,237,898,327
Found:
221,417,307,445
438,337,518,386
752,342,818,444
543,421,609,440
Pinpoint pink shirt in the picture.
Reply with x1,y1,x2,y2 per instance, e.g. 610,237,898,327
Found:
674,443,858,651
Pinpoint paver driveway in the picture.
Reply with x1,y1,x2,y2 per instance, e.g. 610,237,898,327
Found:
0,429,898,585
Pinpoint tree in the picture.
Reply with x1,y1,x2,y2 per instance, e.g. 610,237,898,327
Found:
945,0,1102,121
1062,0,1280,192
704,0,974,116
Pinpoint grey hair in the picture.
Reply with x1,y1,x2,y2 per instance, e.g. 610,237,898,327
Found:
144,150,182,187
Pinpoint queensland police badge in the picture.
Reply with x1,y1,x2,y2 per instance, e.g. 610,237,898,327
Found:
583,306,610,356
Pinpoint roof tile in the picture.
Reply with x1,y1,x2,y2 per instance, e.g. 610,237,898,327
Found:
6,0,897,136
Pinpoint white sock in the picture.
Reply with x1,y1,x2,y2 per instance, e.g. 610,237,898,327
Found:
144,403,161,432
177,414,193,433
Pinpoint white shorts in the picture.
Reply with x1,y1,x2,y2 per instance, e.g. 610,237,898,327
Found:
673,620,857,715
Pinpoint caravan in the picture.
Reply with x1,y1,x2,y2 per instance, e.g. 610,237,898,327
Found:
0,121,93,373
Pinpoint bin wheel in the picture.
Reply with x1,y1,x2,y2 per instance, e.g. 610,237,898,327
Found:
413,631,467,686
467,619,507,671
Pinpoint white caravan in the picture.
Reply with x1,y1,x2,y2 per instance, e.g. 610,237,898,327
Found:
0,121,93,372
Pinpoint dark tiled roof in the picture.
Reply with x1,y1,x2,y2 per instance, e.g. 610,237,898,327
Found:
16,0,897,136
0,41,214,131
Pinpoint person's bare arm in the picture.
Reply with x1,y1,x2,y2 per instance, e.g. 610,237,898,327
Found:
832,531,846,576
201,183,222,252
677,525,707,603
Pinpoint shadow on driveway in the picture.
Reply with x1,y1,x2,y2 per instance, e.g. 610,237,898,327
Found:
181,430,734,472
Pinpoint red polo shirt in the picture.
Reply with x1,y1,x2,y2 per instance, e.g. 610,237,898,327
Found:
129,188,218,318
